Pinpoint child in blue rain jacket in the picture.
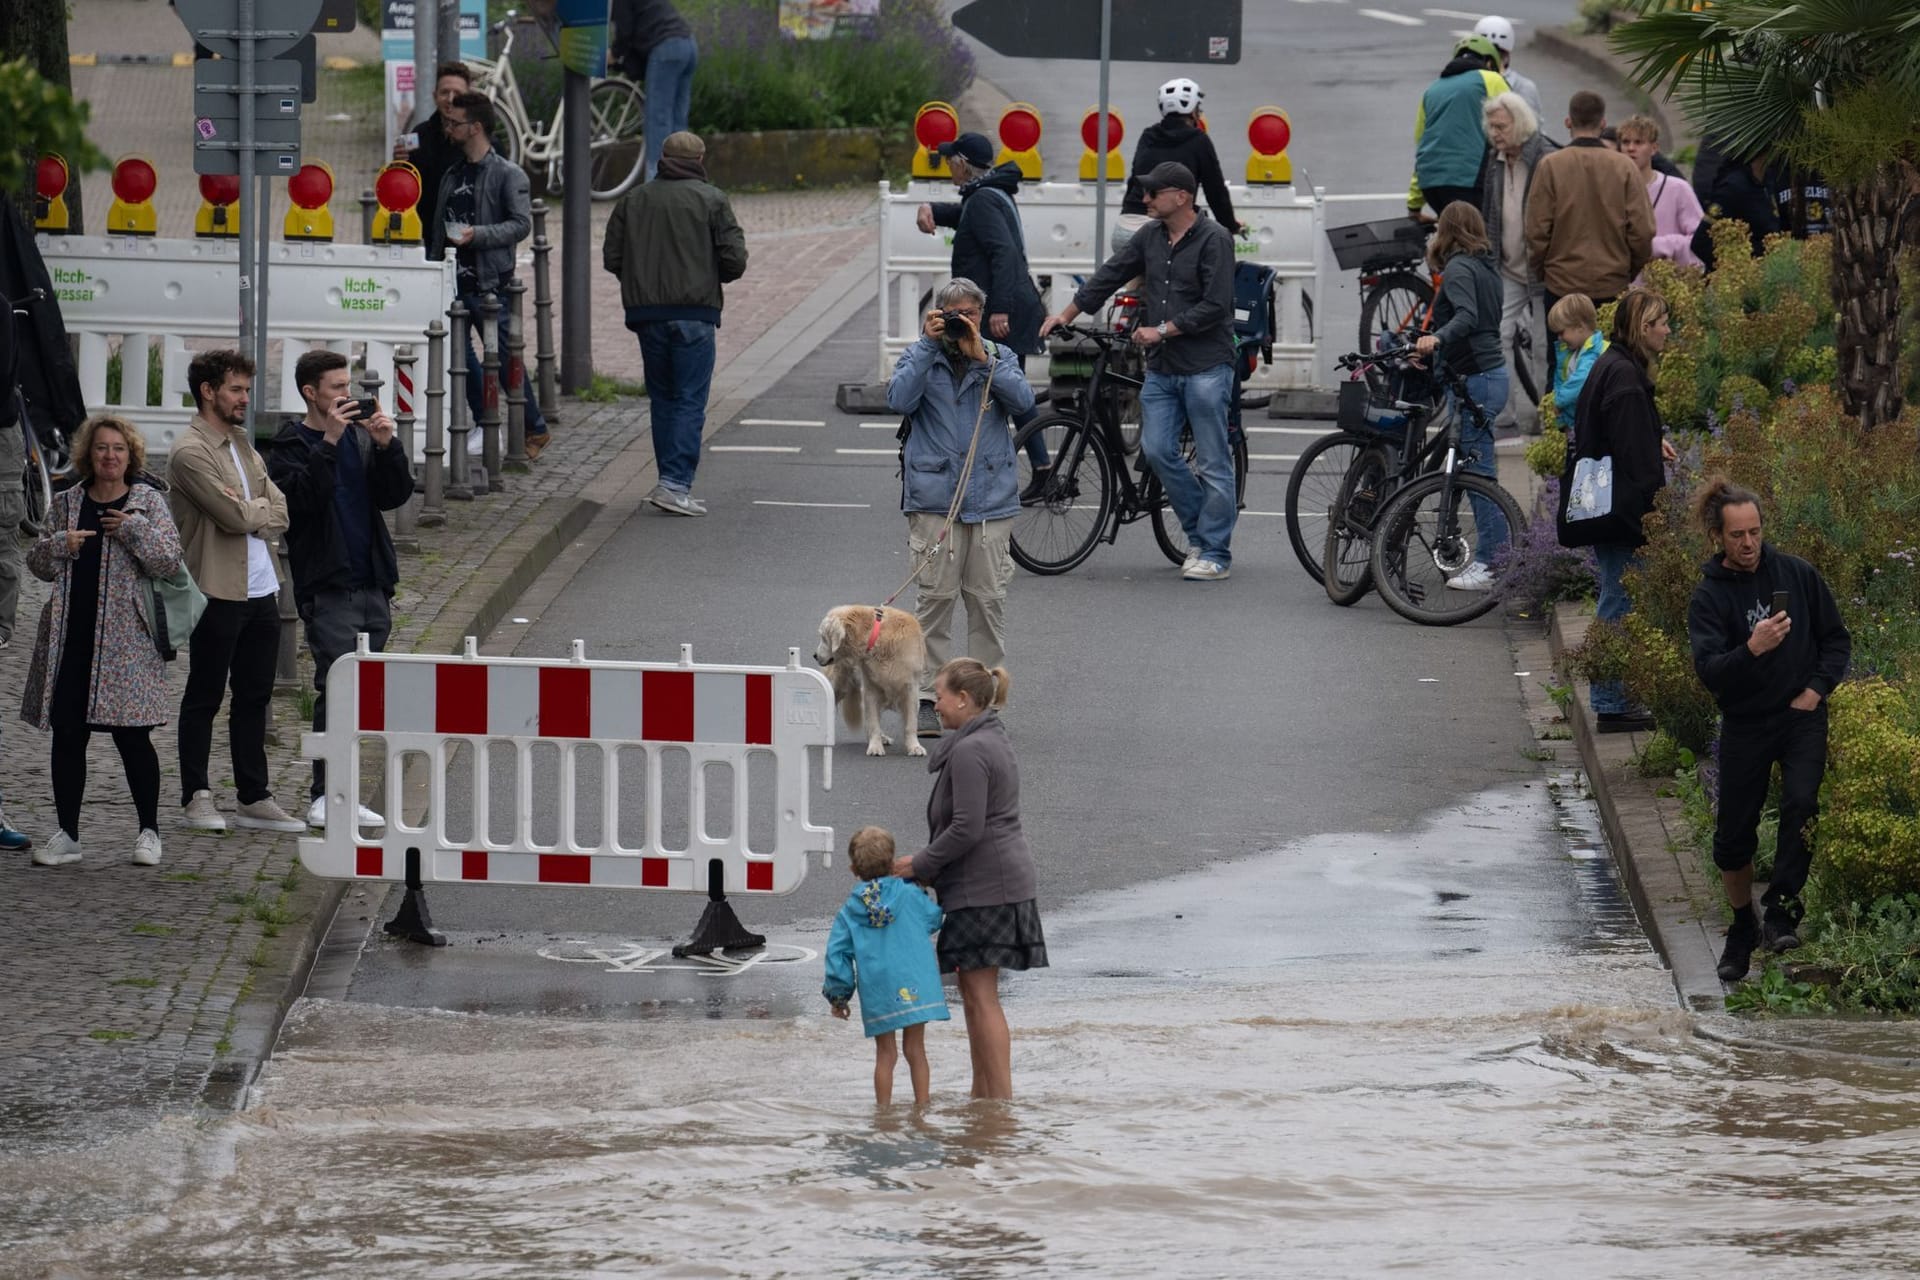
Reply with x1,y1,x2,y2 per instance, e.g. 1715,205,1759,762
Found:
1549,292,1609,433
823,826,949,1106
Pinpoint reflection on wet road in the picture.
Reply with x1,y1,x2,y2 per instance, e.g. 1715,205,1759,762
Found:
10,783,1920,1276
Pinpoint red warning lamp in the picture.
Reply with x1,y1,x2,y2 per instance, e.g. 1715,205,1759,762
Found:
1078,108,1125,182
911,101,960,179
996,103,1043,179
195,173,242,239
372,162,425,246
1245,107,1293,185
284,162,336,241
34,154,71,233
108,156,159,235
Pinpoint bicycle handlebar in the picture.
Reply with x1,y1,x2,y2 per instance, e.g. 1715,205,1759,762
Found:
1046,325,1136,346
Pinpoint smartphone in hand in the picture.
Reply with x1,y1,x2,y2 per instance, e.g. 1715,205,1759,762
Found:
1772,589,1790,617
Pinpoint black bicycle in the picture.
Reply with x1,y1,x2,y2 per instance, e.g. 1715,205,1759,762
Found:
1010,325,1250,575
5,290,64,535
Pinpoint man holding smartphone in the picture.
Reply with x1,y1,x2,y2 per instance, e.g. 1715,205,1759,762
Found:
269,350,416,829
1687,477,1852,982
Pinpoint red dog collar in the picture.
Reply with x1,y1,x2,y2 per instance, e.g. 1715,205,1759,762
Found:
865,608,885,654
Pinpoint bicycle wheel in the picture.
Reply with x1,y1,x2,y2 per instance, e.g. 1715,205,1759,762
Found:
1010,414,1113,575
1283,430,1368,584
586,78,647,200
1150,424,1249,566
19,426,51,536
1369,471,1525,626
1358,270,1433,355
1322,445,1393,606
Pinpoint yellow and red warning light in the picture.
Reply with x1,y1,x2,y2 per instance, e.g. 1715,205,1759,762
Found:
996,103,1042,180
35,154,72,233
1246,107,1293,184
911,101,960,180
1078,108,1125,182
371,162,424,245
195,173,241,238
284,162,336,241
107,156,159,236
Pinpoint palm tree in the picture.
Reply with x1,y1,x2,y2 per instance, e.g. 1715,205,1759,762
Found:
1613,0,1920,431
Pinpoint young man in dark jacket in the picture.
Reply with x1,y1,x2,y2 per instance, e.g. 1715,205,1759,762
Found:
603,130,747,515
392,61,471,256
267,350,415,829
1687,479,1851,982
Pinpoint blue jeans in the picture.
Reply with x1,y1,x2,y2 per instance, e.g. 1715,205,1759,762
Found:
1590,541,1638,714
459,286,547,437
637,319,717,492
644,36,698,182
1452,366,1510,563
1141,363,1237,567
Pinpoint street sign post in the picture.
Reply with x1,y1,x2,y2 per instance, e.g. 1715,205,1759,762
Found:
192,57,304,175
174,0,325,433
952,0,1241,65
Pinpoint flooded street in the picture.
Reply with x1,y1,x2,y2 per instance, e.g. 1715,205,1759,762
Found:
11,782,1920,1277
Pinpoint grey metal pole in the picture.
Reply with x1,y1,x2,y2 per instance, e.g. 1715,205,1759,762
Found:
505,277,528,468
477,290,501,493
254,172,272,433
421,318,447,525
360,188,378,243
437,0,460,70
530,199,558,423
411,0,437,130
560,69,592,393
1094,0,1112,269
237,0,258,437
447,299,473,501
388,348,420,550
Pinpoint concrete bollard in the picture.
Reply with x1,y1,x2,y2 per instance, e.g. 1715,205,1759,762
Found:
390,346,421,551
447,299,474,502
360,188,379,244
477,291,501,493
505,277,528,468
531,199,559,425
421,318,447,526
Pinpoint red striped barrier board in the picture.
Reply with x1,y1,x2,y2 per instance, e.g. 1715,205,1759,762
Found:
299,638,837,895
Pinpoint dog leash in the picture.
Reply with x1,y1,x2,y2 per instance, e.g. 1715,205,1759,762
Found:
877,352,999,616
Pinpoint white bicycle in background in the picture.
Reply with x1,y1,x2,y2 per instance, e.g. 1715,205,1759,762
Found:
467,12,648,201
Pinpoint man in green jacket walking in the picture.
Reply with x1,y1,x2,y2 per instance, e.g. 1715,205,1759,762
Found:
603,132,749,516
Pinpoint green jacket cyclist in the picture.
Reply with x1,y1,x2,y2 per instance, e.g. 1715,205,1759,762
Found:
1409,35,1510,219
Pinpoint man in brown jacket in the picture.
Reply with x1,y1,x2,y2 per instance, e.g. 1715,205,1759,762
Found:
167,349,303,833
1524,91,1654,360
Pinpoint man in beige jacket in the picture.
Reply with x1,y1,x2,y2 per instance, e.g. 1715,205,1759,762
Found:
167,349,303,832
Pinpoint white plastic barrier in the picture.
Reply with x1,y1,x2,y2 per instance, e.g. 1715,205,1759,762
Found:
877,178,1326,388
35,233,455,460
299,638,837,897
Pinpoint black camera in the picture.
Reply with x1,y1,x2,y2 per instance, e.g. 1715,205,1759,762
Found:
939,309,973,341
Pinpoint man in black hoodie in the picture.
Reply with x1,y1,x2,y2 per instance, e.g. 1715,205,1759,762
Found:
1686,478,1851,982
1120,78,1242,241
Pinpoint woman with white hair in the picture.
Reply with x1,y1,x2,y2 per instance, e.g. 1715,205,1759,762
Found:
1478,89,1559,433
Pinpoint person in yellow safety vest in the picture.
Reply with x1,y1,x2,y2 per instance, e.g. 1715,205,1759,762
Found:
1408,35,1511,221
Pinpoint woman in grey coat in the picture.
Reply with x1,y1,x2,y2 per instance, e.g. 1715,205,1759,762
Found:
891,656,1046,1099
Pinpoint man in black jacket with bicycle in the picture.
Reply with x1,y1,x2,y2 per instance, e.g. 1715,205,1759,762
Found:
1040,162,1238,582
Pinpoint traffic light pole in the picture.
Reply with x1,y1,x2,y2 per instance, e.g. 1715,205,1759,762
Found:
1093,0,1111,270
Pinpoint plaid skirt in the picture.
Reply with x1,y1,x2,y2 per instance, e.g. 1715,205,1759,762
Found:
937,899,1048,974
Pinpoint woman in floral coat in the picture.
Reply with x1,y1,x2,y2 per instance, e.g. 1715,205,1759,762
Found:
23,415,184,869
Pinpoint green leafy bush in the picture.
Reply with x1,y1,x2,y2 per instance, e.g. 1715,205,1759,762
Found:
1793,894,1920,1014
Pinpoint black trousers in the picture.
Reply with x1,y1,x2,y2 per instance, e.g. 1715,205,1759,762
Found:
1712,704,1829,911
1421,185,1480,218
50,663,160,838
177,594,281,806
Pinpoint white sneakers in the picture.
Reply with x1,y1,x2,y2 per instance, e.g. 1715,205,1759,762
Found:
306,795,386,829
33,831,82,867
647,485,707,517
182,790,228,831
1183,558,1230,581
235,797,306,833
132,829,163,866
1446,561,1495,591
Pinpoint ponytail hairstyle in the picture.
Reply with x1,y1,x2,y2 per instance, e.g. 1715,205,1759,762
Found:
1693,475,1762,543
937,657,1011,710
1609,289,1670,370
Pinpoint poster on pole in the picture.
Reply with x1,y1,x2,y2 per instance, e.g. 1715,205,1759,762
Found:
381,0,488,155
778,0,878,39
556,0,609,78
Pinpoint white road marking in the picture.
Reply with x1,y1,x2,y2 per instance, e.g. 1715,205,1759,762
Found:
1359,7,1425,24
835,447,898,456
752,500,872,509
859,422,899,429
710,445,802,453
1248,453,1302,462
1425,7,1516,20
738,418,825,427
1247,425,1337,435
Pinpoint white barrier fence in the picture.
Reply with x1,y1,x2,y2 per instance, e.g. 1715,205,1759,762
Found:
36,233,455,460
299,638,838,900
877,179,1327,388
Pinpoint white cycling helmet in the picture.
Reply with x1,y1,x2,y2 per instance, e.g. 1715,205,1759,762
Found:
1473,15,1515,55
1158,77,1203,117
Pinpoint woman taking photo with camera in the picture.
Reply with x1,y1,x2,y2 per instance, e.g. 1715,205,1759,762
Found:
22,414,184,868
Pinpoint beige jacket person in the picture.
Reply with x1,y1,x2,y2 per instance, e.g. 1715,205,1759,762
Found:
1523,137,1656,301
166,415,289,602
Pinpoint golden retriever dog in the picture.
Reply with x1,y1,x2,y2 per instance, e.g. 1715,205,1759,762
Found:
812,606,928,757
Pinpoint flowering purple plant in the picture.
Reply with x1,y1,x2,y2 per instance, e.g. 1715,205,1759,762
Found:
1491,478,1596,616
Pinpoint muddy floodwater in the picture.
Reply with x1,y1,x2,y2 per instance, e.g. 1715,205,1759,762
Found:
9,782,1920,1277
